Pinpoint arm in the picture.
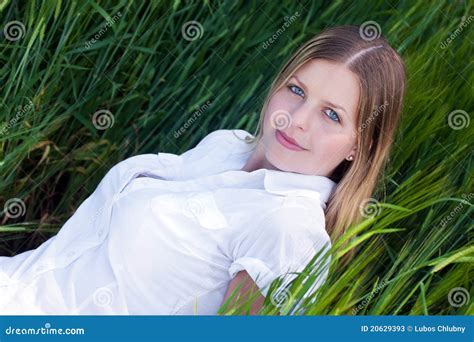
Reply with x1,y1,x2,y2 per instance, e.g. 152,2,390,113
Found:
224,206,330,316
222,270,265,315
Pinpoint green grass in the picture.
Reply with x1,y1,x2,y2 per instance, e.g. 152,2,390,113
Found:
0,0,472,315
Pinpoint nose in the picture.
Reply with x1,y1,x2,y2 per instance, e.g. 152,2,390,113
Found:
290,102,312,131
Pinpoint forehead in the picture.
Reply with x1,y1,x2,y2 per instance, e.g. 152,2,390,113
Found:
291,59,360,124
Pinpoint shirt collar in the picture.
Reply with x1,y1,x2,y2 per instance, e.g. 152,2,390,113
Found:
229,129,338,208
262,169,337,206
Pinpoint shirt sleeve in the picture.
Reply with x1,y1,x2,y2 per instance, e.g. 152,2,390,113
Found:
176,129,237,179
228,205,332,303
100,129,231,190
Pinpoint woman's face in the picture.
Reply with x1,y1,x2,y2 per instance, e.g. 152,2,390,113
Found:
257,59,360,177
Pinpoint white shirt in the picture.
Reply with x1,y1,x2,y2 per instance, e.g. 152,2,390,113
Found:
0,129,337,315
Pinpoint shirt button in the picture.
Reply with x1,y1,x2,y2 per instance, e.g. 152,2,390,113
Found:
98,228,104,237
66,251,76,258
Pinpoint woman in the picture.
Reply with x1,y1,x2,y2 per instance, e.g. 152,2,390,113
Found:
0,25,406,315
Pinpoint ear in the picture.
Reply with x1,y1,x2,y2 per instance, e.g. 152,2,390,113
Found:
350,144,357,154
346,145,357,161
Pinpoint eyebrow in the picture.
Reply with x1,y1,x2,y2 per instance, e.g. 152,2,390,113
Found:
290,75,348,114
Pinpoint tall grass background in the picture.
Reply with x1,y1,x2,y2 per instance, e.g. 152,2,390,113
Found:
0,0,472,315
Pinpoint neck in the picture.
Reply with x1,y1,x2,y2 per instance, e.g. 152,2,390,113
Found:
240,142,279,172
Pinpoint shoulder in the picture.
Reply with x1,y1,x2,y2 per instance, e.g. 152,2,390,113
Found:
177,129,254,176
104,153,163,178
109,129,248,174
192,129,252,152
240,202,332,260
259,200,330,242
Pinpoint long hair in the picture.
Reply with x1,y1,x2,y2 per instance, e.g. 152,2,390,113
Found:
244,25,407,262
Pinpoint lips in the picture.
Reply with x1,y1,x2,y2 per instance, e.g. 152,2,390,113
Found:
275,130,306,151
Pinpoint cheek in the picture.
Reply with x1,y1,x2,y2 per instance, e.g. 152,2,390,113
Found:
311,133,354,160
264,93,298,133
265,91,295,117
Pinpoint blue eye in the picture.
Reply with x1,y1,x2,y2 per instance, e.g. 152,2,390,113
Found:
288,84,304,97
324,109,341,123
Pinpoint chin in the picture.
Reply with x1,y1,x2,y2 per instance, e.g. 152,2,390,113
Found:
264,153,290,172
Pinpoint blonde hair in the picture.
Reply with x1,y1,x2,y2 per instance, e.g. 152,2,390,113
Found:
244,25,407,261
